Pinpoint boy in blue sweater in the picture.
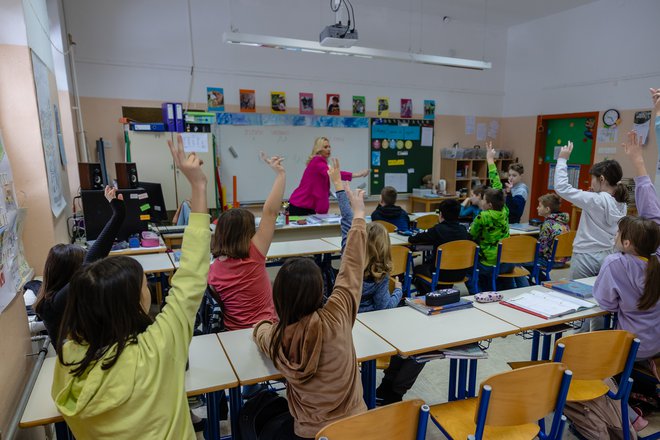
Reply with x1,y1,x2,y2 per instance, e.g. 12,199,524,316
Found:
371,186,411,232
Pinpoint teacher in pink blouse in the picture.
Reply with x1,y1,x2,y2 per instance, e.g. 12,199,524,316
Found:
288,137,369,215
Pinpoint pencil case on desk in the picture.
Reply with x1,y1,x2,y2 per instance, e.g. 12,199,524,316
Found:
141,231,160,247
474,291,502,303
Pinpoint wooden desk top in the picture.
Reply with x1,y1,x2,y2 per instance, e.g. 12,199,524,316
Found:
357,306,519,357
266,239,341,259
20,335,237,428
217,322,396,386
466,285,606,332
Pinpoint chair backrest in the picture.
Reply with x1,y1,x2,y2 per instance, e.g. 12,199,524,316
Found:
553,330,636,380
477,362,570,427
553,230,576,260
415,214,439,230
437,240,478,271
498,235,538,264
373,220,397,233
316,399,428,440
390,246,411,276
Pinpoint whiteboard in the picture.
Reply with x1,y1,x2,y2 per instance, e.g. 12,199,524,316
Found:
216,125,370,203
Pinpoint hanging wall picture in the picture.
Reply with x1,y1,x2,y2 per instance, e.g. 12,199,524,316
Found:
299,93,314,115
239,89,256,112
377,97,389,117
424,100,436,120
326,94,340,115
207,87,225,112
270,91,287,114
401,99,413,118
352,96,365,117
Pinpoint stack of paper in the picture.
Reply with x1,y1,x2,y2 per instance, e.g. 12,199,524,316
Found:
441,343,488,360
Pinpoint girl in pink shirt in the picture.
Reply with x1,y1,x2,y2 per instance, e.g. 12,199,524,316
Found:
208,153,285,330
288,136,369,215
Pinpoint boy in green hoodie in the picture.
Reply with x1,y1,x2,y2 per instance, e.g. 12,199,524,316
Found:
51,135,211,440
470,142,529,291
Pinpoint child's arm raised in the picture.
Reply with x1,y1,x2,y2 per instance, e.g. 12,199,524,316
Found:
85,186,126,263
554,141,602,210
329,158,352,252
622,130,660,225
486,142,502,190
324,184,367,322
141,134,211,358
253,153,286,255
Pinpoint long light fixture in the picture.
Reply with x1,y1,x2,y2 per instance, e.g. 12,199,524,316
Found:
223,32,492,70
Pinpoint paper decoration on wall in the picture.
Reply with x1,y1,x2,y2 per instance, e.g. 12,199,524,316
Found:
239,89,256,113
400,99,412,118
487,120,499,139
352,96,365,117
299,93,314,115
584,117,595,140
270,91,287,114
377,97,389,117
371,151,381,166
465,116,475,135
597,126,618,143
424,100,436,120
476,123,487,141
632,110,652,145
207,87,225,112
326,94,340,116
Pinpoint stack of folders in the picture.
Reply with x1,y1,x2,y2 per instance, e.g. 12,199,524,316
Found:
412,343,487,363
501,288,596,319
542,280,593,298
405,297,473,316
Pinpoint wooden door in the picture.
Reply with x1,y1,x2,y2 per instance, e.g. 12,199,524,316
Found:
530,112,599,221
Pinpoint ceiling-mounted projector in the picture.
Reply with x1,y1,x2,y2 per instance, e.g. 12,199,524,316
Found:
320,24,358,48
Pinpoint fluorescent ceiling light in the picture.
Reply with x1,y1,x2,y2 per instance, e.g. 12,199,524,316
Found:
223,32,491,70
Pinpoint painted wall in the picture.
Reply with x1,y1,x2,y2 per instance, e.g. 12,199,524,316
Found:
503,0,660,116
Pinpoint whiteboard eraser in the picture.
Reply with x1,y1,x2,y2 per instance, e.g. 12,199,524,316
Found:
228,146,238,158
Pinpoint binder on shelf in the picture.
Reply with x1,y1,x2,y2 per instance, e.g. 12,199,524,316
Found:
174,103,184,132
130,122,166,132
161,102,175,131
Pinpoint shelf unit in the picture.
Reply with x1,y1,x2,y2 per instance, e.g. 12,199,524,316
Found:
440,158,518,195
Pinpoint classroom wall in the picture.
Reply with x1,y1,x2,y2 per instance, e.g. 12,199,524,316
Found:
503,0,660,116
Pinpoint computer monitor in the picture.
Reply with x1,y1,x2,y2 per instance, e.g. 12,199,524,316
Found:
137,182,168,223
81,189,148,242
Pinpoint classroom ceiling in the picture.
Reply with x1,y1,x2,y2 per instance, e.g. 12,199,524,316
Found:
353,0,599,28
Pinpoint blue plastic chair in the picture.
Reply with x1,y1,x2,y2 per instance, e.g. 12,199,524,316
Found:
430,362,572,440
415,240,480,294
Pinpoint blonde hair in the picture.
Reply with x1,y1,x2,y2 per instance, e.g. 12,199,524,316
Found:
307,137,329,164
364,222,392,282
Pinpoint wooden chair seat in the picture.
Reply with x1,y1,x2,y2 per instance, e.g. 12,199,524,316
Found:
567,379,610,402
429,398,540,440
376,356,391,370
497,266,530,278
416,274,469,285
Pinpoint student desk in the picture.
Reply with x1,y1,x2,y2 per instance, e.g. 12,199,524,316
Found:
319,234,409,248
217,321,397,433
108,237,168,255
408,195,464,213
357,306,519,401
19,335,238,440
266,239,340,259
130,252,178,305
466,283,607,361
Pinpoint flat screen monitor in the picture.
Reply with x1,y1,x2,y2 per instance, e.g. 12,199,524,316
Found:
81,189,148,242
137,182,168,223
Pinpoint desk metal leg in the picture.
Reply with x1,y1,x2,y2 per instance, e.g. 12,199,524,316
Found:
468,359,478,397
228,387,243,439
448,358,457,401
55,421,73,440
361,359,376,409
531,331,540,361
541,334,552,360
457,359,468,400
204,391,221,440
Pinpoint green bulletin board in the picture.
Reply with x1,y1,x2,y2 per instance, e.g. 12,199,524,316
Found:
370,118,434,194
545,117,595,165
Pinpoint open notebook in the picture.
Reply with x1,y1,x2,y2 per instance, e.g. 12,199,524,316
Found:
501,289,596,319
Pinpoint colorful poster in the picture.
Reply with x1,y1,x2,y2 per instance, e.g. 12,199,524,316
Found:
299,93,314,115
270,91,287,114
377,97,389,117
424,100,436,120
400,99,412,118
206,87,225,112
326,94,340,116
239,89,256,113
632,110,652,145
352,96,365,117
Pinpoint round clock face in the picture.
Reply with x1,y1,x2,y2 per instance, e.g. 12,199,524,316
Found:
603,109,620,127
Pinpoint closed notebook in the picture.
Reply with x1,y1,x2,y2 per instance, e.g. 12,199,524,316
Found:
509,223,539,232
500,288,596,319
405,297,473,316
542,280,593,298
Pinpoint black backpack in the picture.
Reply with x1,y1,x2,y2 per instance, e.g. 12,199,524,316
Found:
238,390,292,440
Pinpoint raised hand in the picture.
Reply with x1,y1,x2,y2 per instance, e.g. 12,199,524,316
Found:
344,182,366,219
168,134,207,188
504,181,513,194
104,185,123,202
393,276,402,290
621,131,647,177
651,88,660,113
558,141,573,160
260,151,285,175
486,141,496,164
354,168,370,178
328,157,343,192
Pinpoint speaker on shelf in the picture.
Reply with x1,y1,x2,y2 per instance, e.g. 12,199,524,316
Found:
115,162,139,189
78,162,104,190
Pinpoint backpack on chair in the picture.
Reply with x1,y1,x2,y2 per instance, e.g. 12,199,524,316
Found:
238,389,292,440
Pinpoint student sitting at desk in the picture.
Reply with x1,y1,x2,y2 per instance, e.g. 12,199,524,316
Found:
536,193,570,263
370,185,411,232
504,162,528,224
254,184,368,439
330,158,403,312
208,152,285,331
51,135,211,439
34,185,126,350
459,185,484,221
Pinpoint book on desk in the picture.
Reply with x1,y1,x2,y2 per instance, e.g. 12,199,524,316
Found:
542,280,593,298
509,223,539,232
405,297,473,315
500,289,596,319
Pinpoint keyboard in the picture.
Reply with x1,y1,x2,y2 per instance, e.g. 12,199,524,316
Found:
156,225,186,234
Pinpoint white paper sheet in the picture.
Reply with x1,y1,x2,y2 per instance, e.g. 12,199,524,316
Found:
421,127,433,147
465,116,475,135
181,133,209,153
476,123,487,141
597,126,618,143
384,173,408,193
487,120,499,139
